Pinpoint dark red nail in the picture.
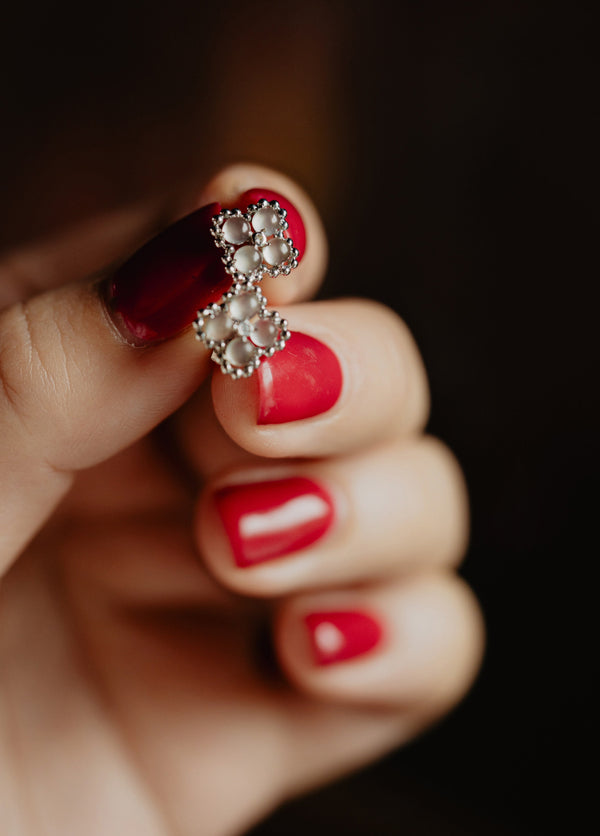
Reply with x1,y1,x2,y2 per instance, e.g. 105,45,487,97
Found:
238,188,306,262
214,476,335,568
107,203,231,342
257,332,343,424
304,610,383,666
107,190,306,344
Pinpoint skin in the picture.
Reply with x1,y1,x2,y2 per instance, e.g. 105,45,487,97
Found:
0,164,484,836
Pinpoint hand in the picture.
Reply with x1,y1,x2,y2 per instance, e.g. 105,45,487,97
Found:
0,164,483,836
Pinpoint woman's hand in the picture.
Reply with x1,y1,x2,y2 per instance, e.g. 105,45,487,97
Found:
0,164,483,836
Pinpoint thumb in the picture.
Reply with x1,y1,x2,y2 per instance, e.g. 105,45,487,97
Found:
0,175,307,572
0,202,223,570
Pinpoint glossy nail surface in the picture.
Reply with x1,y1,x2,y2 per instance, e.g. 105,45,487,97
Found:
304,610,383,666
257,332,343,424
214,476,335,568
108,203,231,342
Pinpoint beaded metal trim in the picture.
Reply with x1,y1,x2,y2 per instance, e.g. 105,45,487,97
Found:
211,198,299,283
194,284,290,379
194,199,298,378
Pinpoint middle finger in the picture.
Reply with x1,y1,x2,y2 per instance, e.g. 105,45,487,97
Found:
179,297,430,468
195,436,468,597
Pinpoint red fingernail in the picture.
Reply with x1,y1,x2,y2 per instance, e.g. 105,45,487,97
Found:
304,611,383,666
214,476,335,568
257,332,343,424
238,188,306,262
107,203,231,342
107,190,306,344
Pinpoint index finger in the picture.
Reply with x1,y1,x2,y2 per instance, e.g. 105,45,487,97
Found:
198,163,328,307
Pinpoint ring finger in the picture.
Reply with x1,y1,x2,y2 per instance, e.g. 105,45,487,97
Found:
195,436,468,596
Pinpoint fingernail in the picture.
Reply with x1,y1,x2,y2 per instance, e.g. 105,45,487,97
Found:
214,476,335,568
106,190,306,344
304,610,383,666
238,188,306,262
257,332,343,424
107,203,232,343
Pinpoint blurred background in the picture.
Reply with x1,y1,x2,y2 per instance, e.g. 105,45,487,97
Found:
1,1,596,833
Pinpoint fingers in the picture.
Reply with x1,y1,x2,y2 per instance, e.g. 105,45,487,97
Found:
197,163,327,306
0,164,327,571
276,573,484,714
60,514,235,611
0,283,210,568
183,298,430,465
196,437,468,596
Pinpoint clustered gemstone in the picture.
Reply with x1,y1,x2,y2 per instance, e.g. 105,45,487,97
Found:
194,283,289,378
194,199,298,379
222,217,251,245
212,199,299,281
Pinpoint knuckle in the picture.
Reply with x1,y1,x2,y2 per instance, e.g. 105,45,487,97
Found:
405,572,484,714
0,295,78,443
419,436,470,566
343,298,431,431
0,302,37,428
439,574,485,702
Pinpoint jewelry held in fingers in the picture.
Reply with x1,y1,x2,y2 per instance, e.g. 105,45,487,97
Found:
212,199,300,283
194,283,290,379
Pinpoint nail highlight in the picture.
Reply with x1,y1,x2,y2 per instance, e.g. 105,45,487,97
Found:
304,610,383,666
257,332,343,424
214,476,335,568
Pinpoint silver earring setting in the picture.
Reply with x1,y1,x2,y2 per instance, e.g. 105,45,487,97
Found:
194,283,290,379
194,199,298,378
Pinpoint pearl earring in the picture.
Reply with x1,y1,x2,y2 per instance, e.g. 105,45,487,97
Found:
194,200,298,378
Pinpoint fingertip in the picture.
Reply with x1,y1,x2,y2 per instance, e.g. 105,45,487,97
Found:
237,187,307,262
273,575,485,713
198,163,328,305
273,594,389,702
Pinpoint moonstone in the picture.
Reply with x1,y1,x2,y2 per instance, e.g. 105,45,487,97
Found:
233,245,262,275
263,239,291,266
252,207,280,235
252,319,279,348
222,217,251,245
229,291,261,320
225,337,257,367
203,310,234,341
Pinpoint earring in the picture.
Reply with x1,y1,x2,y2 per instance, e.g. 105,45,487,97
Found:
194,199,299,378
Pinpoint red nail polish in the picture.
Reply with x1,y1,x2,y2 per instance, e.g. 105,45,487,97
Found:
107,203,232,342
107,190,307,344
238,188,306,262
214,476,335,568
257,332,343,424
304,611,383,666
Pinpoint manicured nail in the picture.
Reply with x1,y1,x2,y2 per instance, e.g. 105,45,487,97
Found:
238,188,306,262
107,203,231,342
214,476,335,568
106,190,306,344
304,610,383,666
257,332,343,424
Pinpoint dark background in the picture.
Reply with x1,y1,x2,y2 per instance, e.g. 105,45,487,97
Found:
252,5,597,834
2,2,597,833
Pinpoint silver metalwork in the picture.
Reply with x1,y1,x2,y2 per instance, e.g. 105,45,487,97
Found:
211,198,300,283
194,198,298,378
194,283,290,379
